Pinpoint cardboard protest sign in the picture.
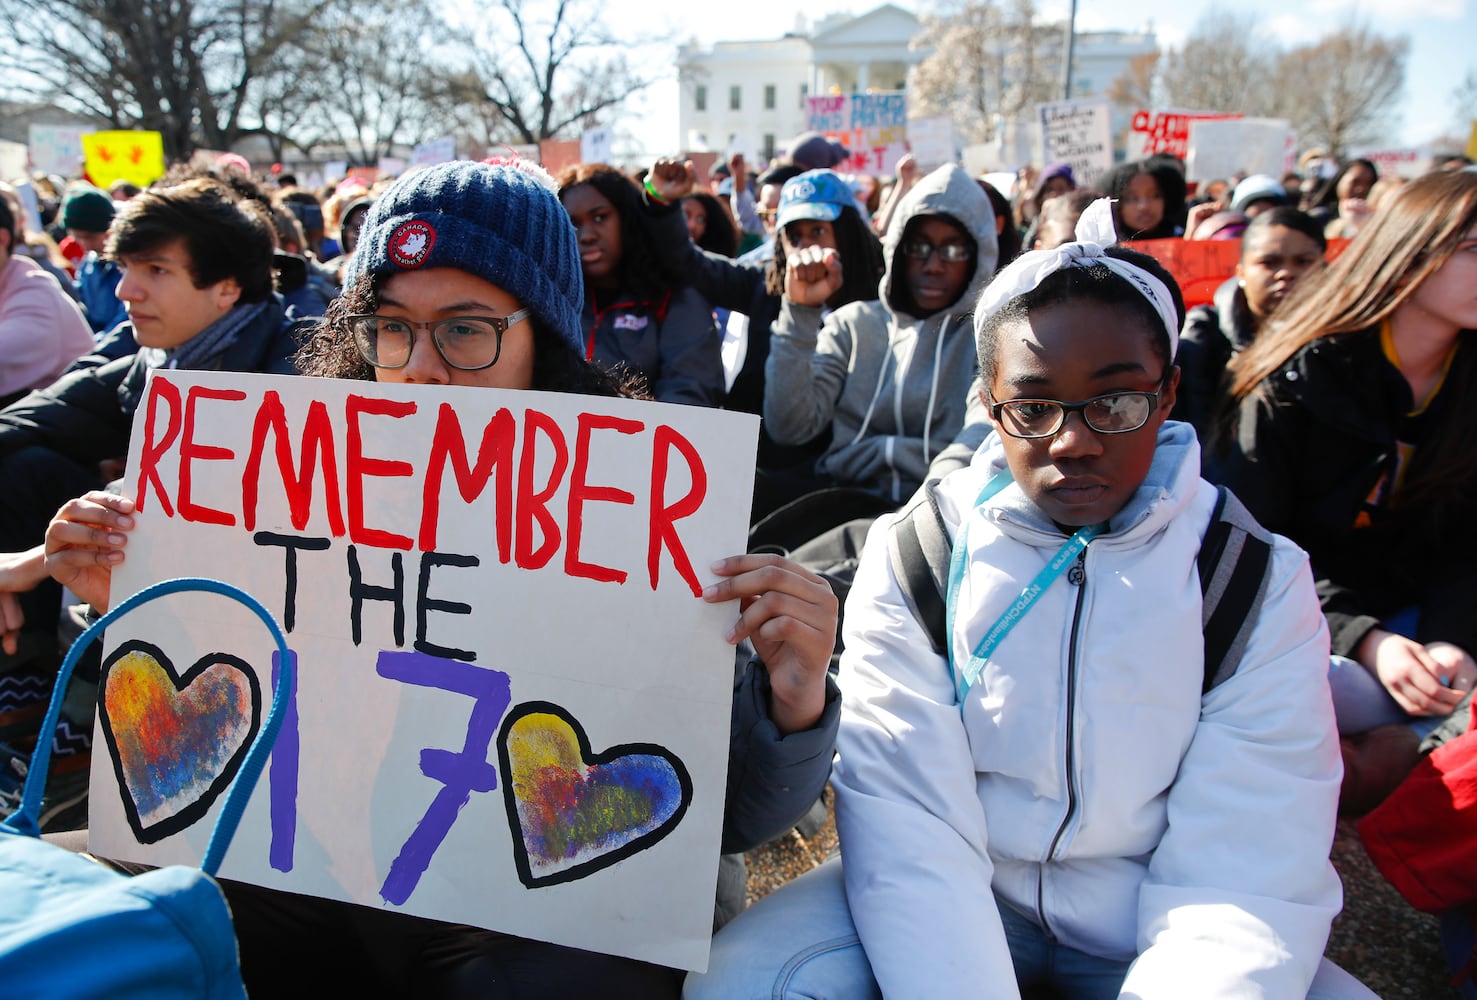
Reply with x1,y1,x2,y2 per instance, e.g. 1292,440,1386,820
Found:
81,130,166,189
0,140,26,183
1185,118,1294,182
88,371,760,972
1127,109,1241,161
1037,98,1113,190
806,92,908,174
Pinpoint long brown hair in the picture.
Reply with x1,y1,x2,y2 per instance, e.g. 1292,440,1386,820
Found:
1228,168,1477,403
1227,168,1477,518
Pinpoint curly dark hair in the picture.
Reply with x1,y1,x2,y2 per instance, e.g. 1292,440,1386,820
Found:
294,273,648,399
764,204,885,309
682,192,740,257
556,163,683,301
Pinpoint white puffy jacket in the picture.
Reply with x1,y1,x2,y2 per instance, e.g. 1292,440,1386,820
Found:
833,421,1343,998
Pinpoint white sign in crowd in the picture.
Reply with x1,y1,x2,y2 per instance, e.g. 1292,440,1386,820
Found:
89,370,760,972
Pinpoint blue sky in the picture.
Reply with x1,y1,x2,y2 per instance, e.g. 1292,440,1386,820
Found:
620,0,1474,160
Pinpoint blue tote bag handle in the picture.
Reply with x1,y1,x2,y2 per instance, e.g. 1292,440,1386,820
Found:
1,577,293,876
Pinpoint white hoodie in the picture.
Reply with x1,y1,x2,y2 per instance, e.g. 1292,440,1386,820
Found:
833,422,1343,998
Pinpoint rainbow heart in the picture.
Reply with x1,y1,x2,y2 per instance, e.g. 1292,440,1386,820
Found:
497,701,691,888
98,640,262,843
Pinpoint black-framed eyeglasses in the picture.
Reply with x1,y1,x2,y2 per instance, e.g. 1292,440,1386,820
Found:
988,387,1164,439
901,241,972,263
348,311,530,371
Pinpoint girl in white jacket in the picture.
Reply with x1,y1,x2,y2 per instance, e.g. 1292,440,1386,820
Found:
686,202,1375,999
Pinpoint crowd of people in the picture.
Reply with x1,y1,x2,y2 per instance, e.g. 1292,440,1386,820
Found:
1,126,1475,997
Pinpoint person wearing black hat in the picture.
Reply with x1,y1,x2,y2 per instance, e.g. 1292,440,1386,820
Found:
61,187,127,336
785,131,852,172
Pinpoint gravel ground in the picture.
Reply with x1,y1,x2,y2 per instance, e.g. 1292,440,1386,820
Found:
745,791,1456,998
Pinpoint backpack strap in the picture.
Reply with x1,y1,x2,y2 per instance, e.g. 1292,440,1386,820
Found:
887,478,951,656
887,480,1276,695
1197,485,1274,695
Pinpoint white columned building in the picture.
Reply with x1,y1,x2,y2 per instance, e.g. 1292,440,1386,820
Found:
676,5,1158,171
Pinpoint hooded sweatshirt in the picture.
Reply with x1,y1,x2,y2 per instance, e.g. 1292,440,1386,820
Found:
762,164,999,504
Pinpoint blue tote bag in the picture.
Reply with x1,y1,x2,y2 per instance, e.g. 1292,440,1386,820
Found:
0,577,293,999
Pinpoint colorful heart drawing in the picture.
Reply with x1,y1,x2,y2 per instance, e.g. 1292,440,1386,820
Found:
98,639,262,843
497,701,692,888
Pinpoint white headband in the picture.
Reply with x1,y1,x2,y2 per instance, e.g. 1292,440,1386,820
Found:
973,198,1180,357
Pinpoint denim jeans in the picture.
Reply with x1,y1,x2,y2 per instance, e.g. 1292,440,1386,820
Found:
683,857,1377,999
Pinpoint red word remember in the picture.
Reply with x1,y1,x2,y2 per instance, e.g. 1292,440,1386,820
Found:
132,376,709,595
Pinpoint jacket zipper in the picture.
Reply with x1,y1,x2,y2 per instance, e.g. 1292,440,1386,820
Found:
1036,548,1089,939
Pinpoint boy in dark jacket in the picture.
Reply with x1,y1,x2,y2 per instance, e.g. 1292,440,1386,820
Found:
0,176,302,720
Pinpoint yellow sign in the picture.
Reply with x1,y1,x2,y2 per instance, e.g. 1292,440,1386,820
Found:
1465,120,1477,163
82,131,166,189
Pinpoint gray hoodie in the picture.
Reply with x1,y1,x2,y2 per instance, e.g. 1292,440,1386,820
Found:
762,164,999,503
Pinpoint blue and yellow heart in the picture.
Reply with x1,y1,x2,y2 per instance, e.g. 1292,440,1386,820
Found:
98,640,261,843
497,701,691,888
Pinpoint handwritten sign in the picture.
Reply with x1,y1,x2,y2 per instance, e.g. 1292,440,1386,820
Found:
806,92,908,174
1037,98,1113,190
28,124,87,178
1186,118,1294,182
1348,146,1431,180
89,371,759,972
1127,109,1241,161
580,126,613,167
81,131,166,189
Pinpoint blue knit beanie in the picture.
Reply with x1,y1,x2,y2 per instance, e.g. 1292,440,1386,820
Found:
346,159,584,355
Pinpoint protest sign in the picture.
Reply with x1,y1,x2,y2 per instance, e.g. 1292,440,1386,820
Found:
906,116,956,172
411,136,457,167
538,139,582,176
0,140,26,183
378,156,407,178
1127,109,1241,161
1348,146,1431,179
1126,236,1351,311
28,124,87,178
1037,98,1112,189
805,92,908,174
580,126,613,167
81,131,166,189
88,371,759,972
1185,118,1293,182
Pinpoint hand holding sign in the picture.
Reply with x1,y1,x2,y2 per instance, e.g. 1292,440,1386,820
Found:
44,490,136,613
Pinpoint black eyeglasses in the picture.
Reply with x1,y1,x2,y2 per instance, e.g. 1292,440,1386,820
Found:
348,312,530,371
901,241,972,263
988,387,1164,439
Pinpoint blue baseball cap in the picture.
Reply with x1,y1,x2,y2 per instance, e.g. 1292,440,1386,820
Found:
776,169,854,230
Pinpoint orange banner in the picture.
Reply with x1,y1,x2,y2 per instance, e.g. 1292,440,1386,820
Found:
1125,237,1352,312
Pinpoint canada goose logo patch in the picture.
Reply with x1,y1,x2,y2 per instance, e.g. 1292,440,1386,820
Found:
388,220,436,268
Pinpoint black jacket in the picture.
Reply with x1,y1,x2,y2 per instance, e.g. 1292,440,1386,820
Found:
1207,327,1477,657
1173,276,1256,449
0,296,303,468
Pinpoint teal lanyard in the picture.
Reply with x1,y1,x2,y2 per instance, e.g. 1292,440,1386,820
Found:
945,470,1105,706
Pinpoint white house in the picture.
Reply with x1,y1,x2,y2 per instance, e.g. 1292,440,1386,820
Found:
676,5,923,164
676,5,1157,170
